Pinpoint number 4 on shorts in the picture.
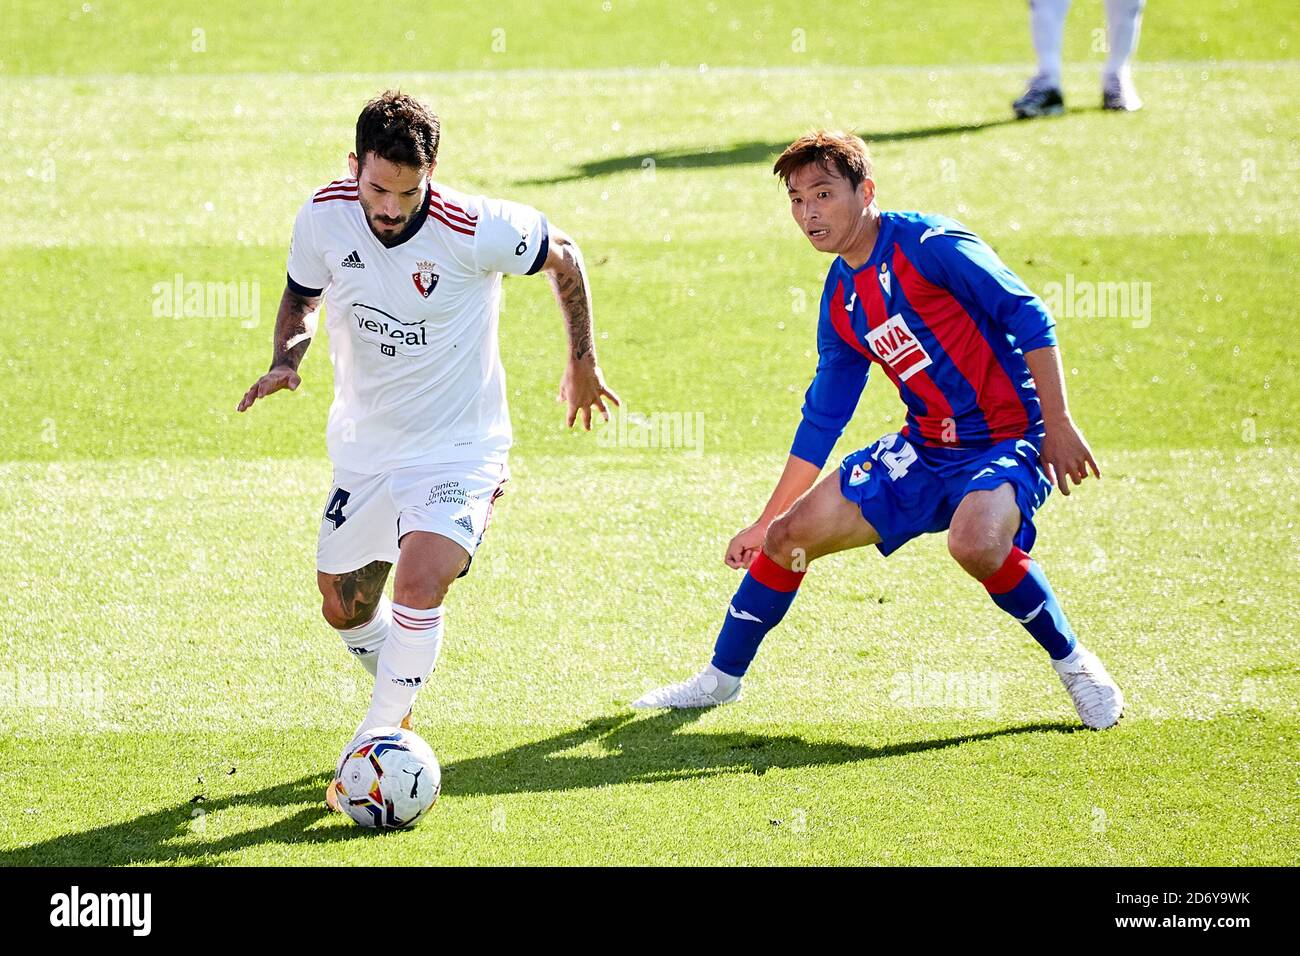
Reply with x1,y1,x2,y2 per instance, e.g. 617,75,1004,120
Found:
325,488,351,529
871,436,917,480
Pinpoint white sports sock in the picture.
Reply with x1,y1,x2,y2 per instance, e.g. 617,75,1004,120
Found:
357,602,444,735
1103,0,1145,81
1052,644,1086,670
704,662,742,696
1030,0,1072,89
335,596,391,677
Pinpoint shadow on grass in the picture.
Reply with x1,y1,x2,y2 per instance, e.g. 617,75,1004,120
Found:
1,712,1074,865
0,772,378,866
443,710,1077,795
519,118,1031,185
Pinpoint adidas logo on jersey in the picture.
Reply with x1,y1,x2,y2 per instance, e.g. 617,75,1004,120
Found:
341,250,365,269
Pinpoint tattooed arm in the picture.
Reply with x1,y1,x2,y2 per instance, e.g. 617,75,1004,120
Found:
541,226,621,430
236,285,322,412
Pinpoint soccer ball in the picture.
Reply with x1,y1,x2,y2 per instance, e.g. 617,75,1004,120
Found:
334,726,441,829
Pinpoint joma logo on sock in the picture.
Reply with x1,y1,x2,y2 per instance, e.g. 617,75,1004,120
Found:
49,885,151,936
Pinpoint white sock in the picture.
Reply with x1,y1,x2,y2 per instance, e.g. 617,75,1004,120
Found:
1052,644,1086,670
704,662,742,695
335,597,391,677
1030,0,1072,88
357,602,444,735
1103,0,1145,82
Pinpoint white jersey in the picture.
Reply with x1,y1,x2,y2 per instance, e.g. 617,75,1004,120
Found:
286,176,548,474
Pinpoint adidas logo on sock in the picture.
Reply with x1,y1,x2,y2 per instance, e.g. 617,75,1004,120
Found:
341,250,365,268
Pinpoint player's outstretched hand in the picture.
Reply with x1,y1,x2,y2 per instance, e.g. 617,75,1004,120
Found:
1040,417,1101,496
725,521,768,570
236,365,301,412
557,359,620,430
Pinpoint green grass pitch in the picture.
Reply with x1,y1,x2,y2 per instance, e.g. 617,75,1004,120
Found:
0,0,1296,865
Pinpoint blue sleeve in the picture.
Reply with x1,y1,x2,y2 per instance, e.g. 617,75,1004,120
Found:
913,221,1058,353
789,299,871,468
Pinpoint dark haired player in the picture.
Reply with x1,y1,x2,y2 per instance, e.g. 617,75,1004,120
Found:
634,130,1123,729
237,91,620,807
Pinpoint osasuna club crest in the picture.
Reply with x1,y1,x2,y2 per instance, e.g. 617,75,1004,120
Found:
412,259,440,298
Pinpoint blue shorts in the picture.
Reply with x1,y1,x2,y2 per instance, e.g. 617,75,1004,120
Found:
838,433,1052,557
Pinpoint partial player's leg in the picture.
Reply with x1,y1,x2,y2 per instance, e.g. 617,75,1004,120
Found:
1013,0,1071,118
325,535,472,814
762,468,883,567
352,457,510,737
318,560,393,677
317,468,404,677
1101,0,1145,111
948,482,1124,729
355,530,468,736
633,468,881,709
708,468,880,678
316,472,407,815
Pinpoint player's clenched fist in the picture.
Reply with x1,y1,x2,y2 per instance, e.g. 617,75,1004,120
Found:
725,521,768,570
237,365,301,412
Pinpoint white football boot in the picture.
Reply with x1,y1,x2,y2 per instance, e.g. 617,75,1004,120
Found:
1052,646,1125,729
632,665,743,709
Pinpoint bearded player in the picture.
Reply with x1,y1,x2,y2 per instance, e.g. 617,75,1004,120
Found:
237,91,620,807
634,130,1123,729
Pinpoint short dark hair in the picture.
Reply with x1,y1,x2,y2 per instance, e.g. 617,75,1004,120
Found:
355,90,440,170
773,129,873,190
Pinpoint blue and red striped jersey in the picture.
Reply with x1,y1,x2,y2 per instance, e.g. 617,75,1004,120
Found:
790,211,1057,467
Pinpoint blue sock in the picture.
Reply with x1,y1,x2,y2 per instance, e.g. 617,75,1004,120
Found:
711,552,806,677
982,546,1077,660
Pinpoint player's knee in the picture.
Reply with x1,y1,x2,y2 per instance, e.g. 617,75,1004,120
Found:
762,515,804,568
946,528,1004,579
391,577,453,610
320,594,375,631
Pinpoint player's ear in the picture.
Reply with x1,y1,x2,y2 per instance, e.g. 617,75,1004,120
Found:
348,152,360,179
860,177,876,209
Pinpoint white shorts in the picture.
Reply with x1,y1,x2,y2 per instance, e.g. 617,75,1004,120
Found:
316,459,510,575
